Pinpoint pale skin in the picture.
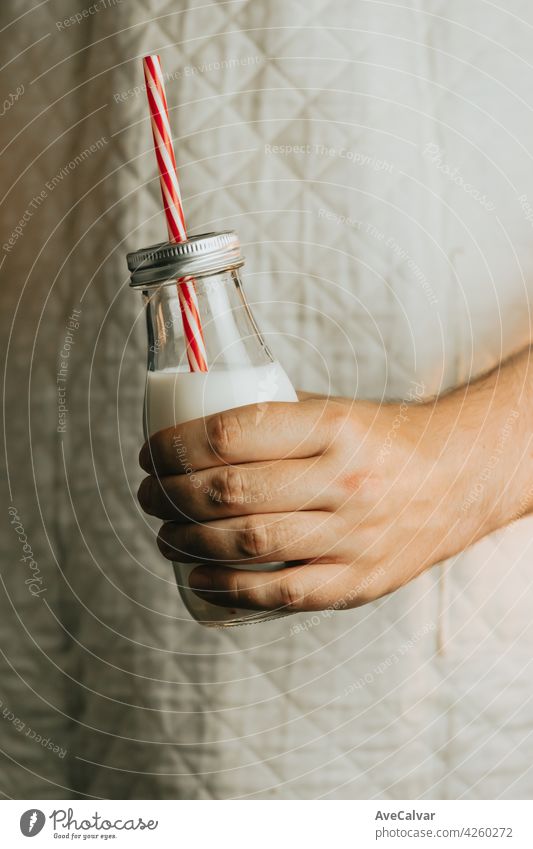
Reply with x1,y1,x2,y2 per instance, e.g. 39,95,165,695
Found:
138,346,533,613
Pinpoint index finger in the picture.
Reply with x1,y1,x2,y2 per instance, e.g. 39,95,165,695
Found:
139,398,342,475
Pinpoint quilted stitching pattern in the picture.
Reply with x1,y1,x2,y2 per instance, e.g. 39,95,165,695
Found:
2,0,533,799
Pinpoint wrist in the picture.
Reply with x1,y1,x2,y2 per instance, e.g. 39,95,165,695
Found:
390,395,499,563
367,398,463,567
420,387,522,551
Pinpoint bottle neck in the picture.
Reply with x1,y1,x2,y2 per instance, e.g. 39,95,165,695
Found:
142,267,274,372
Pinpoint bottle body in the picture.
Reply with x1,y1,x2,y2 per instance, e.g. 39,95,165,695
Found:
134,235,298,627
144,361,296,627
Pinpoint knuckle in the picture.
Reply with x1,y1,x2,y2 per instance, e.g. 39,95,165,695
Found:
327,400,348,423
334,468,364,499
226,570,245,598
237,520,270,559
211,466,246,507
278,574,305,610
207,413,242,459
327,402,356,441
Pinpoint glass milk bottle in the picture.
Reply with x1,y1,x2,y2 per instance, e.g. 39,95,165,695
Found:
127,231,298,627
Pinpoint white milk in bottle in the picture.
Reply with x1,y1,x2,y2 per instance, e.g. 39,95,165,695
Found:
146,362,297,435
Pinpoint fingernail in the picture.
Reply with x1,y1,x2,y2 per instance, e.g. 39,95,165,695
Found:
189,570,212,591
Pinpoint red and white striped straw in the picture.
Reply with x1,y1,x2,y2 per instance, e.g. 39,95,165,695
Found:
142,54,208,372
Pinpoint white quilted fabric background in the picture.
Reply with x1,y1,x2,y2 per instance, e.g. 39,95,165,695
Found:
2,0,533,799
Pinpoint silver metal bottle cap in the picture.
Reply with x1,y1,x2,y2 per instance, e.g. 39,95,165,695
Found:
127,230,244,287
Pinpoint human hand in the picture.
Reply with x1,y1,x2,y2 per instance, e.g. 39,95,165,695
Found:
137,393,474,613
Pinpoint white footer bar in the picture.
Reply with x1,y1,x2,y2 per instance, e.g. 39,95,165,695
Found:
2,799,532,848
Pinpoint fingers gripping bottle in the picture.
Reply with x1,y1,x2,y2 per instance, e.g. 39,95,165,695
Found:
127,231,298,627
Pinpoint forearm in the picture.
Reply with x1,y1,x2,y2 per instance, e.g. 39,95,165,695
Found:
429,346,533,548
